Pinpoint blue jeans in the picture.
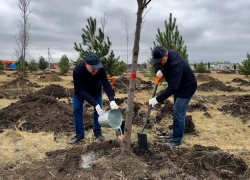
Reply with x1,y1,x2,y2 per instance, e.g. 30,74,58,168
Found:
172,96,192,144
73,93,102,137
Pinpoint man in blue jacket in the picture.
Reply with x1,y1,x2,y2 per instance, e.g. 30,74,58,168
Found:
70,53,119,144
149,46,197,147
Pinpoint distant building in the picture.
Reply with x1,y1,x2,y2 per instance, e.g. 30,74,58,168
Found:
0,60,16,69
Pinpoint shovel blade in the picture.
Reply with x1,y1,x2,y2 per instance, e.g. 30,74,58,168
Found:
137,132,148,152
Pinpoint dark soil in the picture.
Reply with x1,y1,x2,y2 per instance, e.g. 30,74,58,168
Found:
115,76,154,94
0,77,41,89
196,74,215,82
188,102,208,112
35,84,74,99
232,78,245,82
216,70,238,74
198,80,244,92
168,115,196,134
40,74,63,82
0,95,82,134
2,141,249,180
218,95,250,123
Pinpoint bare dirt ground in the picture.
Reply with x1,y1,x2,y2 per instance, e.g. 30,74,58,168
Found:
0,70,250,180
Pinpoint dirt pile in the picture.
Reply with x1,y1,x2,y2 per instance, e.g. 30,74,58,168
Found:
216,70,237,74
0,77,40,89
196,74,215,82
218,95,250,123
35,84,73,99
232,78,244,82
0,95,76,134
198,80,244,92
2,141,249,180
168,115,196,134
115,76,153,93
188,102,208,112
40,74,63,82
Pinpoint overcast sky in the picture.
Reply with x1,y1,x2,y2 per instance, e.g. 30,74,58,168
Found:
1,0,250,64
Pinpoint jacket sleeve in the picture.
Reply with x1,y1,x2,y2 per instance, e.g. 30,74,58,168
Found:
156,63,183,102
73,71,98,107
100,69,115,102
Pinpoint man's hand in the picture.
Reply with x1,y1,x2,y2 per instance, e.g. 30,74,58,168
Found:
95,104,103,115
110,101,118,109
149,98,158,108
156,70,163,79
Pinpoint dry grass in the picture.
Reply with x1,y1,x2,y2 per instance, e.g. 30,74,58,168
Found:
1,70,250,168
0,129,68,169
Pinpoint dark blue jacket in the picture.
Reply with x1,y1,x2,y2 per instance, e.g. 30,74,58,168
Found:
154,50,197,102
73,61,114,106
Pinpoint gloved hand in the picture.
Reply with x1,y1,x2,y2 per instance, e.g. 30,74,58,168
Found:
110,101,118,109
95,104,103,115
149,97,158,108
156,70,163,79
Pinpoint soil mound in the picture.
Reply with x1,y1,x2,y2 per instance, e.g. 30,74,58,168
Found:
188,102,208,112
115,76,153,93
218,95,250,123
0,77,40,89
198,80,243,92
196,74,215,82
40,74,63,82
216,70,237,74
3,141,249,180
168,115,196,134
232,78,244,82
35,84,73,99
0,95,76,134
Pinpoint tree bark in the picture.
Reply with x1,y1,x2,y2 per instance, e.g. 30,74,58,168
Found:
122,0,151,153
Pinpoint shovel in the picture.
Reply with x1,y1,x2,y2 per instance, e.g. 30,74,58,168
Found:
137,76,163,152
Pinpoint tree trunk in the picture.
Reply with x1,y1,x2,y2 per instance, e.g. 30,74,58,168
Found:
122,0,151,153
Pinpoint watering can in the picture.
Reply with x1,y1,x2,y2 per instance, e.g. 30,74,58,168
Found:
98,109,124,140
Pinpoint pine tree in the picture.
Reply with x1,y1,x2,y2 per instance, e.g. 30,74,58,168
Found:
195,61,206,73
0,62,4,71
16,56,28,72
59,54,71,73
238,53,250,76
38,56,47,71
74,17,126,75
153,13,188,62
28,59,38,72
101,51,127,76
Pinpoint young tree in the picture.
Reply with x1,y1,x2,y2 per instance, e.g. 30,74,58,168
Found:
0,62,4,71
38,56,47,71
238,53,250,76
208,62,211,69
14,0,32,63
28,59,38,72
16,56,28,72
152,13,188,62
59,54,71,73
102,51,127,76
123,0,152,153
195,61,206,73
74,17,126,76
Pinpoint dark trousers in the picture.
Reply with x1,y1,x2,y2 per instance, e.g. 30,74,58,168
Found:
73,93,102,137
172,96,192,143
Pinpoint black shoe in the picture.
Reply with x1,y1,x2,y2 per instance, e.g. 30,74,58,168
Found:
70,135,84,144
164,141,180,147
164,134,173,140
94,132,105,141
